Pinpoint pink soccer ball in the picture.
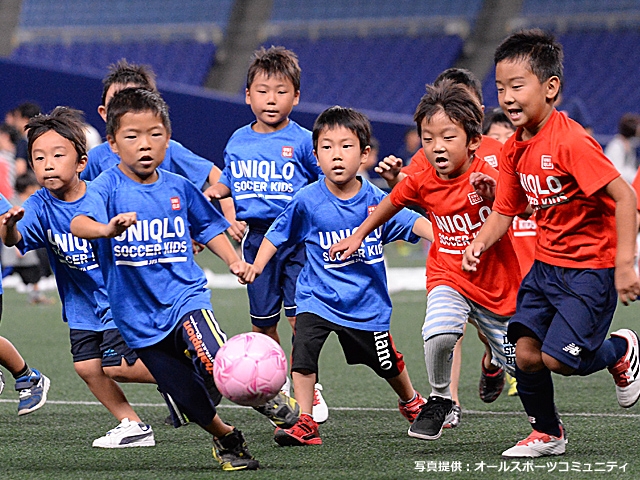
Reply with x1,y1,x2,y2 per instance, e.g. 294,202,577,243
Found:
213,332,288,407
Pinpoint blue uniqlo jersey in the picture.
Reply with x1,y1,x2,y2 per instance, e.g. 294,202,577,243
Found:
16,187,115,331
0,193,15,294
82,140,214,189
266,178,421,331
219,120,322,225
75,167,230,349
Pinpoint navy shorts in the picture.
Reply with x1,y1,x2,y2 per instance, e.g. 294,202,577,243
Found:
242,225,305,327
292,312,405,379
508,261,617,369
69,328,138,367
134,309,227,428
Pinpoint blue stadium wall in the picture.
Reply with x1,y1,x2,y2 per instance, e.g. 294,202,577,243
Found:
0,60,413,167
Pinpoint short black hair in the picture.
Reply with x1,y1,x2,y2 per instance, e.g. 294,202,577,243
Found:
434,68,483,105
101,59,157,106
16,102,42,121
414,80,483,145
247,46,301,92
0,123,20,145
106,88,171,139
494,28,564,95
312,106,371,154
26,107,88,166
483,108,515,135
618,113,640,139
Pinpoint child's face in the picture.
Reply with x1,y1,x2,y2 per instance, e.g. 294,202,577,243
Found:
420,110,481,180
495,59,559,138
31,130,87,198
98,82,139,122
245,72,299,133
315,126,369,190
108,110,169,184
486,122,515,144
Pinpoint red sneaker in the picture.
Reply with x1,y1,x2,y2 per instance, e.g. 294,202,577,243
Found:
274,413,322,446
398,391,427,422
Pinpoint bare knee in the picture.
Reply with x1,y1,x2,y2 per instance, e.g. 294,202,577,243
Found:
103,365,129,383
542,353,575,376
515,337,545,372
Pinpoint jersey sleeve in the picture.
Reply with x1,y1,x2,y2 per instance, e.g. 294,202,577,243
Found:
15,196,46,254
218,146,233,189
388,173,423,209
265,195,307,248
167,141,215,190
563,135,620,197
75,176,112,224
298,136,322,182
492,145,530,217
381,205,421,245
186,183,230,244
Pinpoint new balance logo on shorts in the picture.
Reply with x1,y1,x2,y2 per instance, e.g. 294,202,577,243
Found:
562,343,582,356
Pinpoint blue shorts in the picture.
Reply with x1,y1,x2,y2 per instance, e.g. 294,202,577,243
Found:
69,328,138,367
135,309,227,428
508,261,617,369
242,225,305,327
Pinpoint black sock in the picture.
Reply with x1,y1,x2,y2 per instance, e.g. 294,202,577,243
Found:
13,363,32,380
515,365,561,437
575,336,627,376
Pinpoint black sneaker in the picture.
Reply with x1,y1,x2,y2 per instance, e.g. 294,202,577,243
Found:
212,428,260,471
253,392,300,428
479,353,505,403
408,396,454,440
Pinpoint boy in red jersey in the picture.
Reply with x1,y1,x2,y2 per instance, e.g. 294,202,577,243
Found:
463,29,640,458
375,68,517,426
331,80,520,441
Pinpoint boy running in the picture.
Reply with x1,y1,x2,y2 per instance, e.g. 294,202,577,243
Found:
463,29,640,458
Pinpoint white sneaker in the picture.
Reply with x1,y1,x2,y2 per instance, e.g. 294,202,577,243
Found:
502,426,566,458
608,329,640,408
92,418,155,448
312,383,329,423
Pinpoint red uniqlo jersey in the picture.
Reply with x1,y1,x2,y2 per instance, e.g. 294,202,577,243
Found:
403,134,536,276
493,109,619,269
390,156,521,316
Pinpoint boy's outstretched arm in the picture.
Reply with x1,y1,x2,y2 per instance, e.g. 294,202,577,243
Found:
237,238,278,284
203,182,231,202
204,233,248,281
462,211,513,272
374,155,405,189
70,213,137,239
0,207,25,246
605,176,640,305
329,195,402,260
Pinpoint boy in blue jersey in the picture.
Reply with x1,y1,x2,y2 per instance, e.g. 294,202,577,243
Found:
84,59,244,242
70,88,259,471
0,107,156,448
207,46,326,423
240,106,434,446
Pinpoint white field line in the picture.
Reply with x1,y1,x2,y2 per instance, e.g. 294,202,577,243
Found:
1,399,638,417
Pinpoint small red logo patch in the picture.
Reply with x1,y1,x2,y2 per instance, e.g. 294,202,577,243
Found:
468,192,482,205
367,205,377,216
484,155,498,168
171,197,181,210
541,155,553,169
282,146,294,158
